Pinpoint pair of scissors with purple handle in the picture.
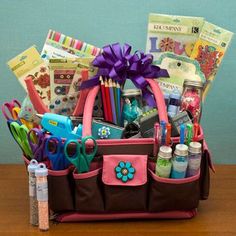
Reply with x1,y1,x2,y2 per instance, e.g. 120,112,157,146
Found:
27,128,47,162
45,136,71,170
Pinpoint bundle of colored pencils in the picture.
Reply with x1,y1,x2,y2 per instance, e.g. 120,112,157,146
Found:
100,77,121,125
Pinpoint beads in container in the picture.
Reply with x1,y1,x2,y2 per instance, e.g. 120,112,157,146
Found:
27,159,39,226
180,80,203,123
35,163,49,231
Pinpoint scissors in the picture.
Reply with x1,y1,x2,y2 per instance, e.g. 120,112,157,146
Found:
27,128,47,162
8,121,33,159
45,136,71,170
2,99,34,130
64,136,97,173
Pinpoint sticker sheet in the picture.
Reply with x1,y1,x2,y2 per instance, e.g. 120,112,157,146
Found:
190,21,233,99
146,14,204,60
7,46,50,106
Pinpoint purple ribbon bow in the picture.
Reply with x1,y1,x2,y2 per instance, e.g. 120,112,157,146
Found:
80,43,169,107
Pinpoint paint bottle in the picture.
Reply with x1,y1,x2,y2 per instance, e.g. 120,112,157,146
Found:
27,159,39,226
35,163,49,231
155,146,172,178
187,142,202,177
171,144,188,179
167,89,181,117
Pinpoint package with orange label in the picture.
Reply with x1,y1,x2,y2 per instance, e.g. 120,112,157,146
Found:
190,21,233,99
146,13,204,60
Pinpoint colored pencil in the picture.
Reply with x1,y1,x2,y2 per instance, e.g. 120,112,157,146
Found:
104,79,113,122
100,77,108,121
109,79,117,124
112,80,118,124
116,82,121,125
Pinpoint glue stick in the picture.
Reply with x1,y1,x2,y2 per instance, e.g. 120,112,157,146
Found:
35,163,49,231
27,159,39,226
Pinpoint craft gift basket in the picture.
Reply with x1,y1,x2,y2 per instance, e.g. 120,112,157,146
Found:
20,43,214,222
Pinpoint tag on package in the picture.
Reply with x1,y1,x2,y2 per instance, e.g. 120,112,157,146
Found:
146,14,204,60
41,29,101,61
154,52,206,95
7,46,50,106
190,21,233,100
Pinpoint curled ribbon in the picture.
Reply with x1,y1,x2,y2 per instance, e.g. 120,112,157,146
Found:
80,43,169,107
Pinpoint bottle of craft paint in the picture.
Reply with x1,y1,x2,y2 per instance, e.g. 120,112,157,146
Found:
181,80,203,122
171,144,188,179
168,89,181,117
35,163,49,231
27,159,39,226
155,146,172,178
187,142,202,177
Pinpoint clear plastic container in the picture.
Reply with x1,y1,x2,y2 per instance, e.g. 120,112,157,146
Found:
155,146,172,178
187,142,202,177
171,144,188,179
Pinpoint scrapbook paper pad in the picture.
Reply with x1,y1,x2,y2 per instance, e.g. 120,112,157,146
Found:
41,29,101,61
190,21,233,99
146,14,204,60
7,46,50,106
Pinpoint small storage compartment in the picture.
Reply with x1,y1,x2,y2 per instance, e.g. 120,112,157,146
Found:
73,162,104,213
102,154,148,212
48,167,75,212
148,165,200,212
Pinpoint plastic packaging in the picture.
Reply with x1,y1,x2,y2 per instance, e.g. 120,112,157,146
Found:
171,144,188,179
155,146,172,178
187,142,202,177
35,163,49,231
27,159,39,226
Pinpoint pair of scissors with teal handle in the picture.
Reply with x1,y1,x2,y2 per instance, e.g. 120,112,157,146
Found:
64,136,97,173
9,121,33,159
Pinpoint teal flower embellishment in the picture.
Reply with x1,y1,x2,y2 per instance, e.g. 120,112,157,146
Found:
98,126,111,139
115,161,135,183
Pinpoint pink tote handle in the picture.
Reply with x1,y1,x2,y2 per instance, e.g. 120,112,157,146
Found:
82,78,168,137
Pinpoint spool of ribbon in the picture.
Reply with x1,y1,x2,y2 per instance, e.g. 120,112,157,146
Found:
80,43,169,107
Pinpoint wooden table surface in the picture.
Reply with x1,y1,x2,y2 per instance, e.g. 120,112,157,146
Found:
0,164,235,236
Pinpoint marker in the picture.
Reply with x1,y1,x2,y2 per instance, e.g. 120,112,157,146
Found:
193,123,200,141
166,123,171,146
153,122,160,156
160,120,166,146
180,124,185,144
186,124,193,145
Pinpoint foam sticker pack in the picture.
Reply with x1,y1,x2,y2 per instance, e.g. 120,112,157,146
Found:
190,21,233,99
146,14,204,60
7,46,50,106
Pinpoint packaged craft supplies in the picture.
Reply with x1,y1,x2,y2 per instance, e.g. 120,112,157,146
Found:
146,13,204,60
41,29,101,61
7,46,50,106
154,53,206,95
190,21,233,100
49,57,96,115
